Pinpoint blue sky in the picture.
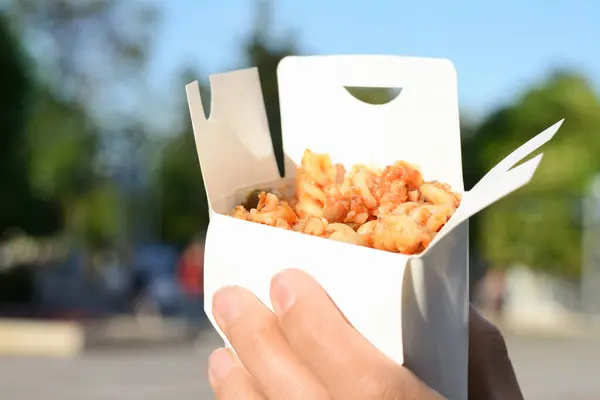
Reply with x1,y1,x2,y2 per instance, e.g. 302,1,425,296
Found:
145,0,599,130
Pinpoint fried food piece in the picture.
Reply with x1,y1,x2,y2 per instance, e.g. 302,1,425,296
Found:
420,204,455,233
390,202,454,233
377,161,424,215
322,186,370,225
347,165,381,210
295,149,345,219
326,222,369,246
294,217,329,236
232,191,298,227
372,215,432,255
356,220,378,247
420,181,462,209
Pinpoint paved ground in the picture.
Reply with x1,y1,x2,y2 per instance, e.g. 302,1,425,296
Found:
0,329,599,400
506,334,600,400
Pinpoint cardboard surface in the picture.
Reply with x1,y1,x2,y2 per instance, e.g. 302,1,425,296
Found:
186,55,563,400
278,56,463,191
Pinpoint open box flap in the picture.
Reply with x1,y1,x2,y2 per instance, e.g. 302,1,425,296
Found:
277,55,464,191
186,69,280,213
420,119,564,255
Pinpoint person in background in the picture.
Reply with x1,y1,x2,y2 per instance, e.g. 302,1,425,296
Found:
177,237,206,331
481,269,507,318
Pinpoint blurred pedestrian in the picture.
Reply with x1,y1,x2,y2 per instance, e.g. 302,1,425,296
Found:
177,236,206,331
482,269,507,318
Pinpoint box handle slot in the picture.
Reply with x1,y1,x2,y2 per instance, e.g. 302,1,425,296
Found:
343,86,403,106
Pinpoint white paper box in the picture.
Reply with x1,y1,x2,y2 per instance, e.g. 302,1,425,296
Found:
186,55,563,400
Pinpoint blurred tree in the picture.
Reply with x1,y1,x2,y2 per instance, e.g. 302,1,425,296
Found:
7,0,156,105
155,0,301,244
154,0,400,246
242,0,299,176
466,71,600,278
24,88,97,207
156,129,210,246
5,0,157,248
243,0,394,175
72,181,120,248
0,12,63,237
155,70,210,246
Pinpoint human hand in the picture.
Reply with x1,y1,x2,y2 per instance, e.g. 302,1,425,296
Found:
207,269,522,399
207,269,442,399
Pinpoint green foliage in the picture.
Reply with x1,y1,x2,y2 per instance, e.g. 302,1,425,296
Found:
25,87,98,200
0,11,30,227
71,182,120,248
0,12,30,146
467,71,600,277
156,118,209,246
4,0,598,281
242,24,298,175
156,0,300,245
0,11,63,237
7,0,157,95
152,68,210,246
21,86,120,246
1,0,157,249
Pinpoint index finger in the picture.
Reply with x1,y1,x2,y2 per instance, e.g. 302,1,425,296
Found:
212,286,332,400
270,269,436,399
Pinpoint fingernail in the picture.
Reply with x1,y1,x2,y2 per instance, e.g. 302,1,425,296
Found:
213,287,242,327
271,271,296,315
208,348,234,384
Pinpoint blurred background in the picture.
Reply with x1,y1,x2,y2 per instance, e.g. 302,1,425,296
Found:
0,0,599,398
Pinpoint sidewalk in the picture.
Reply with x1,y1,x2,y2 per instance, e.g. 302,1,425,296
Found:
0,316,197,357
1,311,599,357
83,316,195,349
0,319,84,357
483,310,600,340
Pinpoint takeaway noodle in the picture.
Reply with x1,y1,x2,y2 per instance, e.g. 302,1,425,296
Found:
231,149,462,255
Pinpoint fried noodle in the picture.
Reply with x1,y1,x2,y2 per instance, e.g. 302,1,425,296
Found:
230,149,462,255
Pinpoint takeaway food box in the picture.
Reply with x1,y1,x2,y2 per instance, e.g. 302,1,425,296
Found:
186,55,563,399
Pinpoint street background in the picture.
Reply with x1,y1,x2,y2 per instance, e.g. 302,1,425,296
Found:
1,327,600,400
1,0,600,399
